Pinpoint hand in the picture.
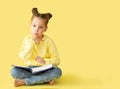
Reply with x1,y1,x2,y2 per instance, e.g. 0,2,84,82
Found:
35,56,45,65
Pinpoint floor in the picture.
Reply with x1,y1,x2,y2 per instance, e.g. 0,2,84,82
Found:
1,66,120,89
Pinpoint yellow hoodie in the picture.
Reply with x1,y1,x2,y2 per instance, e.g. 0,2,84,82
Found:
19,35,60,66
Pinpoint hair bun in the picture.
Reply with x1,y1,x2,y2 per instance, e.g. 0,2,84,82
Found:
46,13,52,20
32,8,39,15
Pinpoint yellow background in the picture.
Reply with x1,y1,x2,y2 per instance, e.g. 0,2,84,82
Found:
0,0,120,89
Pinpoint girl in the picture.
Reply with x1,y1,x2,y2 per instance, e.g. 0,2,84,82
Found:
11,8,62,87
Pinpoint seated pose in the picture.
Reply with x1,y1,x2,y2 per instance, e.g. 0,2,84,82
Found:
11,8,62,87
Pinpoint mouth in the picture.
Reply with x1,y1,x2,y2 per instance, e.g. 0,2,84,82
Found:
34,33,38,35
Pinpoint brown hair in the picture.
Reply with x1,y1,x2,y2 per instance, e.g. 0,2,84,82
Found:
31,8,52,25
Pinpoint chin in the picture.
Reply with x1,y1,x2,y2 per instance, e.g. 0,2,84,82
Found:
34,35,41,38
32,35,37,38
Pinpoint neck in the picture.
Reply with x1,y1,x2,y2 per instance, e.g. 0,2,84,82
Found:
33,35,44,44
36,35,43,40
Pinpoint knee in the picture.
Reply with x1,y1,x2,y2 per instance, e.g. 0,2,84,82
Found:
52,67,62,78
10,67,19,79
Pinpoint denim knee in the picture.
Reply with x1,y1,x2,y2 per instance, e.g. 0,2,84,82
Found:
52,67,62,79
11,67,32,79
10,67,18,79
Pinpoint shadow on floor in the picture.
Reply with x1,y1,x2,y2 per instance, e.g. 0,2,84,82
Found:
55,73,80,86
56,73,103,87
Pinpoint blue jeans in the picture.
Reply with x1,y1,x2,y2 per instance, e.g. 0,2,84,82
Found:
10,66,62,85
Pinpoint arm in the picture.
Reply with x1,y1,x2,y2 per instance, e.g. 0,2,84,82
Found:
44,39,60,66
18,37,42,66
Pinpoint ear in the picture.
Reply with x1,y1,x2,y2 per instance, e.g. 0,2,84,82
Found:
44,26,48,32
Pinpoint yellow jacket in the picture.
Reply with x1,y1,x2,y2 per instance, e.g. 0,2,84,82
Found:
19,35,60,66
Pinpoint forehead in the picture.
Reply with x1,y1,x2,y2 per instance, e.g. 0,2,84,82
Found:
31,17,46,24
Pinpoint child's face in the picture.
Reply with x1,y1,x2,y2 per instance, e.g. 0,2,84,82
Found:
30,17,47,38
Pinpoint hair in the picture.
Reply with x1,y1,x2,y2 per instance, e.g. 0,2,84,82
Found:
31,8,52,25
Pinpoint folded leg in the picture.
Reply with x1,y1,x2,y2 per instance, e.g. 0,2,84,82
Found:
11,67,33,79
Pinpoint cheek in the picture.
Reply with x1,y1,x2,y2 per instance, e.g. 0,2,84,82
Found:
39,28,45,33
38,30,43,34
30,28,34,33
30,26,35,30
31,26,34,30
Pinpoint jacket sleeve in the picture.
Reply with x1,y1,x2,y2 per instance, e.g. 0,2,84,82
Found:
18,37,41,66
44,39,60,66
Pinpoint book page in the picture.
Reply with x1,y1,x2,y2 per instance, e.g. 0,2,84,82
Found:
32,64,54,73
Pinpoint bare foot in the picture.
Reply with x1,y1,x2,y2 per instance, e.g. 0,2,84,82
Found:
14,79,26,87
48,80,55,85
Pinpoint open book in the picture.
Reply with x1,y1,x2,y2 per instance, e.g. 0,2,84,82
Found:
12,64,54,74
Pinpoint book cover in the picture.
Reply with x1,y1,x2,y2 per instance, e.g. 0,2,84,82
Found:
12,64,54,74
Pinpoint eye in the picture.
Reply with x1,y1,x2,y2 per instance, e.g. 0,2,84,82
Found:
39,26,43,29
33,24,36,27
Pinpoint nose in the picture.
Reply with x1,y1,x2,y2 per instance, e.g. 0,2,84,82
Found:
34,27,39,32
